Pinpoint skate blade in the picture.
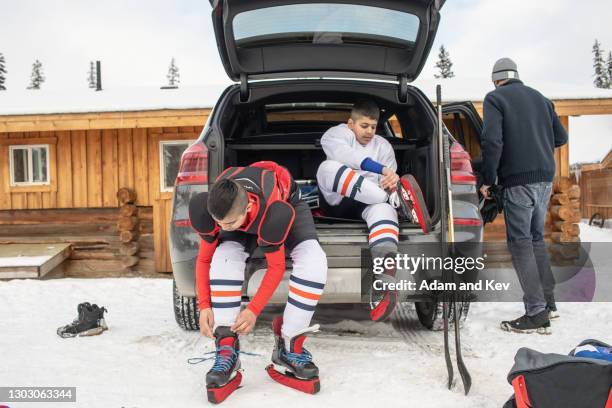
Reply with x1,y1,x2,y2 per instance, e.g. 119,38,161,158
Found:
207,371,242,404
266,364,320,394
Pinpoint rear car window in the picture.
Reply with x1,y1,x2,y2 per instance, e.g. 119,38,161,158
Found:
233,3,420,48
262,103,402,139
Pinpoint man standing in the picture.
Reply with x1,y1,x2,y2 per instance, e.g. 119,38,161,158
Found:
479,58,568,334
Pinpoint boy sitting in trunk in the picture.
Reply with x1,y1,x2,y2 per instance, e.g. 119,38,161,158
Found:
316,99,431,321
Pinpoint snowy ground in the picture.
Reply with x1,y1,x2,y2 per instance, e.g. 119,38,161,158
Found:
0,222,610,408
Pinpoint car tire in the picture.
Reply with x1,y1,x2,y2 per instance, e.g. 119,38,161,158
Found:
173,279,200,330
415,299,470,331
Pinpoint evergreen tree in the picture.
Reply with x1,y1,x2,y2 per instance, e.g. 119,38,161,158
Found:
434,45,455,79
88,61,96,89
592,39,608,88
0,53,6,90
166,57,180,88
27,59,45,90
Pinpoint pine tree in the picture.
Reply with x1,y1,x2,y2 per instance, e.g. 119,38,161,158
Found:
88,61,96,89
0,53,6,91
434,45,455,79
606,51,612,89
166,57,180,88
27,59,45,90
592,39,608,88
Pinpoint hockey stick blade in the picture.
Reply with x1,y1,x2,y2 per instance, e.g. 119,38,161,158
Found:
453,300,472,395
443,298,453,389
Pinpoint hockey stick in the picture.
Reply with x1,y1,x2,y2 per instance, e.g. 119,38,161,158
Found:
437,85,472,395
437,85,454,390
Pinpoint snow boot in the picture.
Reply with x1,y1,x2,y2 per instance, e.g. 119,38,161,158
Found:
206,327,242,404
266,316,320,394
397,175,432,233
500,310,551,335
57,302,108,338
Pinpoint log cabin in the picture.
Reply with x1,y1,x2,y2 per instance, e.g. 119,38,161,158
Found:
0,82,611,277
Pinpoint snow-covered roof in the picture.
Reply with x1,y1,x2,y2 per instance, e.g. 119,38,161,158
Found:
412,77,612,103
0,78,612,116
0,85,228,116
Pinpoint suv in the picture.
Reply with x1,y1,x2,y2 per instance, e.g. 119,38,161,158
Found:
170,0,484,331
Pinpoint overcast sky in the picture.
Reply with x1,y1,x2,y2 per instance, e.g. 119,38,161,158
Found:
1,0,611,163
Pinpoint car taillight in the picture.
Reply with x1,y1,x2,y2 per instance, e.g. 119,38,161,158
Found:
176,142,208,186
453,217,482,227
450,143,476,185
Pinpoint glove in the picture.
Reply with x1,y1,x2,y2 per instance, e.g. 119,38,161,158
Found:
480,185,504,225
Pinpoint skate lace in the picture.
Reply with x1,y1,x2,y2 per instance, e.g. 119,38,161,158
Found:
187,347,260,367
283,348,313,367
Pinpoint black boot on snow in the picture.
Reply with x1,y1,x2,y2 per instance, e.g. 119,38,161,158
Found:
206,326,242,404
500,310,551,335
266,316,320,394
57,302,108,338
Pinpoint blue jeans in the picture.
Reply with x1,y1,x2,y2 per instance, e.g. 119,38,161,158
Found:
503,182,555,316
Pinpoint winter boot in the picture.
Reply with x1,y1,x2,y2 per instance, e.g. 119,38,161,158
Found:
57,302,108,338
266,316,320,394
500,310,551,335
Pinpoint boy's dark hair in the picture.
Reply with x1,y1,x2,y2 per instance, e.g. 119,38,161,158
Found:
351,99,380,121
207,179,248,220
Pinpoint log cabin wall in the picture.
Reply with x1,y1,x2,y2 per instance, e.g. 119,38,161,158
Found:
578,167,612,220
0,122,206,275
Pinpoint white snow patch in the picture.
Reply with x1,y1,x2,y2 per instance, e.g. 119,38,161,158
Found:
1,277,611,408
0,255,52,267
579,221,612,242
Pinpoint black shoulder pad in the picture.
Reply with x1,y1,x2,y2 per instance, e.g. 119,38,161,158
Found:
188,192,218,236
258,201,295,245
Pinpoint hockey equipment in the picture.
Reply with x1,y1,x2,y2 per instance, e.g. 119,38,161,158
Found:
503,339,612,408
57,302,108,338
369,257,399,322
437,84,471,394
387,190,401,209
266,316,321,394
206,327,242,404
500,310,552,335
479,184,504,224
397,174,432,233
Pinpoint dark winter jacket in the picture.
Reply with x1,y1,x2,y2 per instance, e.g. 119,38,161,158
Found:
480,79,568,187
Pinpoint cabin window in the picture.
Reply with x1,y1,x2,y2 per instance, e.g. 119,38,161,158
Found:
160,140,194,192
9,144,50,186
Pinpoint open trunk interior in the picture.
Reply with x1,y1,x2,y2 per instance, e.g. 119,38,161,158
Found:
216,82,440,237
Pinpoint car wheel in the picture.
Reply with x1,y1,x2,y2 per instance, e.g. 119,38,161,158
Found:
415,299,470,331
173,279,200,331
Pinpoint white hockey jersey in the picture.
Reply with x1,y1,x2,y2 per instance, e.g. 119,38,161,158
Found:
320,123,397,184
